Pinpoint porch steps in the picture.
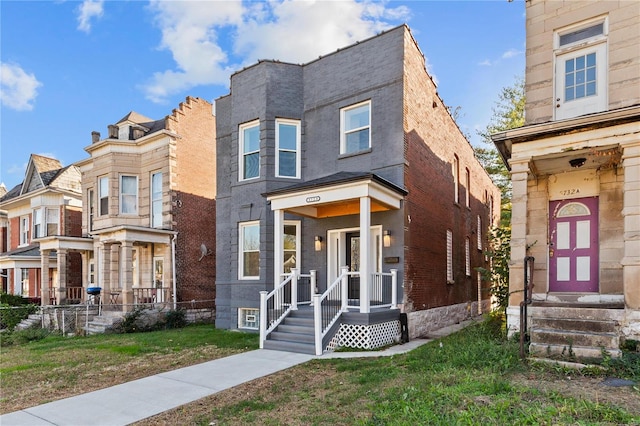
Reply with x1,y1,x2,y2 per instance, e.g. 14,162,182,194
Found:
528,305,623,361
84,311,125,335
15,313,43,331
263,308,316,355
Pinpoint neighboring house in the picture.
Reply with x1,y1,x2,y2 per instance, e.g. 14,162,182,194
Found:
0,155,83,304
492,1,640,359
215,25,500,354
72,96,217,311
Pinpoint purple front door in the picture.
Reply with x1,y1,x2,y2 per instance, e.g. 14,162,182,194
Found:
549,197,599,292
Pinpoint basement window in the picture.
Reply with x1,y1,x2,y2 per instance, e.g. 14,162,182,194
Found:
238,308,260,330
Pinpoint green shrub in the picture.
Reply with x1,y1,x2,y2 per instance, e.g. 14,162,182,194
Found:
0,293,31,306
0,304,38,330
2,327,51,345
164,309,187,329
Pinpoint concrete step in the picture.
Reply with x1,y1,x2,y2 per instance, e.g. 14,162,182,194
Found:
530,328,618,349
529,343,622,360
270,331,315,344
529,306,624,322
263,339,316,355
530,317,617,333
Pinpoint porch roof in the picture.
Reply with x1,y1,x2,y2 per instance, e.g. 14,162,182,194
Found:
36,236,94,252
0,244,56,269
265,172,407,218
89,225,176,244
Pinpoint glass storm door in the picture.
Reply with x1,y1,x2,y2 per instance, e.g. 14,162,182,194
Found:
154,257,164,302
346,233,360,300
549,197,599,292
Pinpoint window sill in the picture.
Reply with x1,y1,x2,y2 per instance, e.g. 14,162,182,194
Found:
338,148,372,159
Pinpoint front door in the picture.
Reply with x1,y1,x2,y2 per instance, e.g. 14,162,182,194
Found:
549,197,599,292
346,233,360,299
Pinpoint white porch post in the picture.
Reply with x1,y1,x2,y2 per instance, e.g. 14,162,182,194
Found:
259,290,267,348
359,196,371,313
291,267,298,310
41,250,50,306
391,268,398,309
273,209,284,287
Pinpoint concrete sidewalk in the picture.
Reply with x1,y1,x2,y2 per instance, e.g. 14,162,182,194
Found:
1,320,474,425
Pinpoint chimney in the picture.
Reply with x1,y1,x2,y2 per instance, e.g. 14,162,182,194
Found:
108,125,119,139
91,131,100,143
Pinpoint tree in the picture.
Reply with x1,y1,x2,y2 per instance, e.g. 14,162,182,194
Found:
475,77,525,227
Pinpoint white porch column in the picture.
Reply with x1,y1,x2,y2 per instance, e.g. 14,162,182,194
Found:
273,209,284,287
121,241,133,311
41,250,50,306
621,140,640,309
359,196,371,313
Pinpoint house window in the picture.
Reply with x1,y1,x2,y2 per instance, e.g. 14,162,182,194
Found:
446,230,453,283
465,237,471,276
341,101,371,154
477,215,482,250
283,221,300,274
276,119,300,178
88,189,94,231
46,208,59,236
453,155,459,204
239,121,260,180
465,168,470,208
33,209,42,238
20,215,29,246
554,18,607,120
99,177,109,216
88,254,95,285
21,269,29,295
151,172,163,228
120,175,138,215
239,222,260,279
238,308,260,330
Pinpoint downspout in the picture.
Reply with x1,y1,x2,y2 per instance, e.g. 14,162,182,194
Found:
172,233,177,310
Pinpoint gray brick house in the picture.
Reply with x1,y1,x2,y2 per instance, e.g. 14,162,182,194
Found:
215,25,500,354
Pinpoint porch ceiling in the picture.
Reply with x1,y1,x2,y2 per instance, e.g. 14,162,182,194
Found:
530,145,621,177
266,172,406,218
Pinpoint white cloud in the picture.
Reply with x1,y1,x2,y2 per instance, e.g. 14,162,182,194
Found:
77,0,104,33
143,0,410,103
478,59,492,67
0,62,42,111
501,48,522,59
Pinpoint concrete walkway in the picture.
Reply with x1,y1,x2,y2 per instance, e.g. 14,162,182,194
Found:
1,320,474,425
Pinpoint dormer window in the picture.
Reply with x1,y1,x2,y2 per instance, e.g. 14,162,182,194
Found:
118,125,130,140
554,17,608,120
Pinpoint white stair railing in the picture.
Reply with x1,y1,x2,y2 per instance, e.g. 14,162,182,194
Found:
313,266,350,355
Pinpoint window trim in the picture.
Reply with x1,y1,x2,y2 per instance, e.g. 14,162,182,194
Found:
477,215,483,251
554,16,608,52
239,120,260,181
119,175,138,215
32,208,42,239
282,220,301,275
446,229,454,284
465,237,471,277
238,307,260,330
98,176,109,216
19,215,29,246
88,189,94,232
275,119,301,179
465,168,470,208
151,171,163,228
340,100,371,155
453,155,460,204
239,221,260,280
45,207,59,236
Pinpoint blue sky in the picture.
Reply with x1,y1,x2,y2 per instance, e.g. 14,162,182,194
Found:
0,0,525,191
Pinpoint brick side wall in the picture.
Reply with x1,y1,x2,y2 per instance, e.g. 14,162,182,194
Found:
63,206,83,237
9,216,22,249
402,29,500,312
168,97,217,304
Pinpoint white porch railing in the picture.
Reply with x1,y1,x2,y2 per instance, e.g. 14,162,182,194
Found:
259,268,317,348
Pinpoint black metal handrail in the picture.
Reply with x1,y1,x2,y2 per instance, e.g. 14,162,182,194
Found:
520,256,535,359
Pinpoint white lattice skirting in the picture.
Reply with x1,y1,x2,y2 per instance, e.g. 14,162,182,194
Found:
326,320,401,352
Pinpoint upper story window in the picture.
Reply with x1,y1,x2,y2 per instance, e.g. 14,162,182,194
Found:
465,168,470,208
276,119,301,178
120,175,138,215
554,17,608,120
88,189,94,231
99,176,109,216
477,215,483,250
20,215,29,246
33,209,42,238
239,121,260,181
239,221,260,279
446,229,453,283
465,237,471,277
453,155,460,204
151,172,163,228
46,208,59,236
340,101,371,154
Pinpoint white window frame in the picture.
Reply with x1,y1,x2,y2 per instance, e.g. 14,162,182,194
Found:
151,171,163,228
465,168,470,208
276,119,301,179
282,220,300,275
88,189,95,231
20,215,29,246
32,208,43,239
21,268,29,295
446,230,453,283
119,175,138,215
98,176,109,216
453,156,459,204
340,100,371,154
477,215,482,251
239,221,260,280
465,237,471,277
238,307,260,330
553,16,608,120
239,120,260,181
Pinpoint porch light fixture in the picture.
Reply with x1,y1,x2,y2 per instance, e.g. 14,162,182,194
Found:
314,236,323,251
383,230,391,248
569,157,586,168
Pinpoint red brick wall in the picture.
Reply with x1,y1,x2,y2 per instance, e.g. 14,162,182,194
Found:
63,206,83,237
9,216,23,249
402,30,500,312
167,97,217,305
